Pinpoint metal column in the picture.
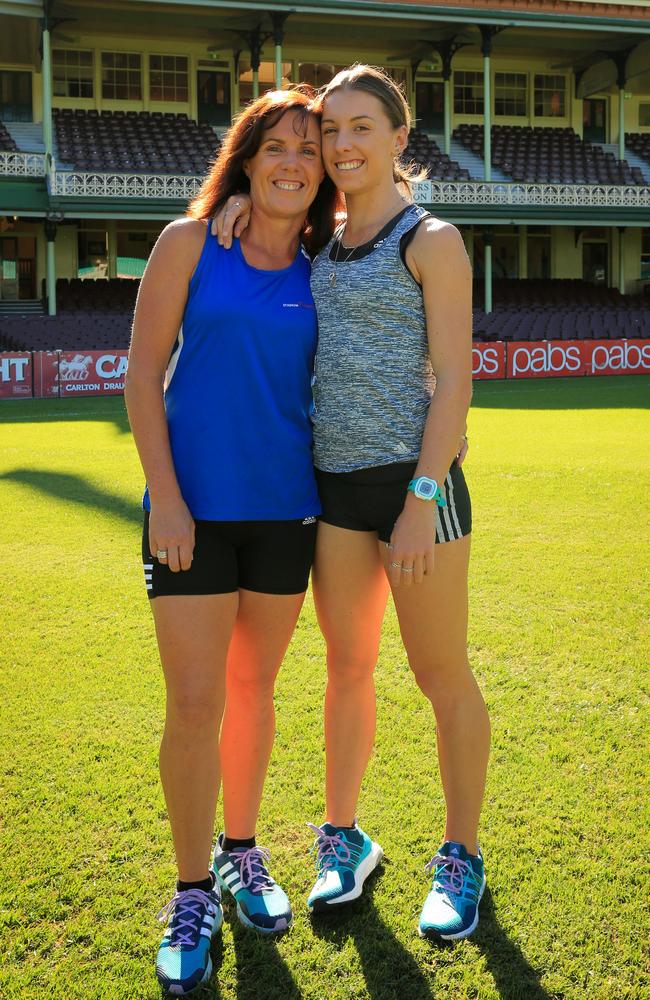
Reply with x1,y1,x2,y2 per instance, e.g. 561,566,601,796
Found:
41,21,53,169
484,228,493,314
107,221,118,280
618,227,626,295
44,219,58,316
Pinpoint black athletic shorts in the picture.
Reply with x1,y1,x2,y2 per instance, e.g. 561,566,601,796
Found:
315,461,471,544
142,513,318,598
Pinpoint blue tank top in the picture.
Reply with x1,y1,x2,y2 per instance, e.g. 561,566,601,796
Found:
143,226,321,520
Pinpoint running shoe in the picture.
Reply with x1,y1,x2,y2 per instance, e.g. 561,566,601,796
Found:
307,822,383,911
156,883,223,996
212,834,292,934
418,840,486,940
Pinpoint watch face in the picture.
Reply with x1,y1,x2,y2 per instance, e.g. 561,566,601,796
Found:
416,478,436,499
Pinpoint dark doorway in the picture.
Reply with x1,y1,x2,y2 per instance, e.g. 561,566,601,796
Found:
583,98,607,143
197,70,231,126
583,241,608,285
415,81,444,132
0,70,32,122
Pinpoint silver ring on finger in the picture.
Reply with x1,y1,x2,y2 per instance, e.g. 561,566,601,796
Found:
402,566,414,573
389,560,402,569
156,549,168,560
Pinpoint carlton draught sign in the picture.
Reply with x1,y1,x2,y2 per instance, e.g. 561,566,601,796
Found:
28,350,130,397
55,351,128,395
0,353,32,397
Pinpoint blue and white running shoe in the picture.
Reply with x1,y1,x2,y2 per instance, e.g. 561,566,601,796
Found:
212,835,292,934
418,841,486,940
307,822,383,912
156,884,222,995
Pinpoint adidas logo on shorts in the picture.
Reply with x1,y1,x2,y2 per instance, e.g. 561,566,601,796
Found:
302,516,316,525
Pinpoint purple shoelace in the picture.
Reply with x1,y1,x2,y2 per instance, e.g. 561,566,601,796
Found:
229,845,275,893
425,854,471,896
307,822,352,871
157,888,218,947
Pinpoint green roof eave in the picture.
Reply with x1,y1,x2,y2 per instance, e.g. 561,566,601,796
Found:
0,178,49,214
47,195,187,220
423,203,650,225
145,0,650,35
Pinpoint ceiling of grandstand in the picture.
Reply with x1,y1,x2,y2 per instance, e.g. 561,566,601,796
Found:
3,0,649,87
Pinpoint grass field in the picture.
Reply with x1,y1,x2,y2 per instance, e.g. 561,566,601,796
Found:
1,375,649,1000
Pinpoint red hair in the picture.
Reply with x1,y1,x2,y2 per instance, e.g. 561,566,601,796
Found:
188,88,339,256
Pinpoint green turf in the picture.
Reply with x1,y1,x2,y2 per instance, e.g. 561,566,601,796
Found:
1,376,648,1000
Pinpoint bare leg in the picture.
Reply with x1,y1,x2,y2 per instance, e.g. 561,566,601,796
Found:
153,592,239,882
312,524,390,826
387,535,490,854
220,589,306,839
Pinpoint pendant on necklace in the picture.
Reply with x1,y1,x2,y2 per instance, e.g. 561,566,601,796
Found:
329,271,336,288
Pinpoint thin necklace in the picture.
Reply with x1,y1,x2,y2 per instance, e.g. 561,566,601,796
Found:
328,199,409,290
329,231,358,289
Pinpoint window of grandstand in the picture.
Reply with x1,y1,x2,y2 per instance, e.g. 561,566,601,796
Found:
527,227,551,279
0,70,32,122
149,55,189,103
239,62,292,107
639,103,650,127
298,64,347,89
493,229,519,278
494,73,527,118
101,52,142,101
453,71,484,116
534,75,565,118
53,50,94,99
641,229,650,279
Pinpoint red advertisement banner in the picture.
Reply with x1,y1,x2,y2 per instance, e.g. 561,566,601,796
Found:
585,339,650,376
472,342,506,380
56,350,129,396
0,352,32,398
33,351,61,398
507,339,650,379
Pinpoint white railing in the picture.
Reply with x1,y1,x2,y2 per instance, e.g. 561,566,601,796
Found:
413,179,650,208
49,170,203,199
0,151,47,177
38,170,650,207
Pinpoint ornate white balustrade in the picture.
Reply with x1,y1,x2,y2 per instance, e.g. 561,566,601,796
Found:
412,179,650,208
49,170,203,199
0,151,47,177
0,168,641,208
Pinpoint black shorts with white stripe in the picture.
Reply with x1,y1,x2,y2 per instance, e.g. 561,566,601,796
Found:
315,460,471,545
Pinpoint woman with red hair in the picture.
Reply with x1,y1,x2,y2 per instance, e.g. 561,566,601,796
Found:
125,88,336,995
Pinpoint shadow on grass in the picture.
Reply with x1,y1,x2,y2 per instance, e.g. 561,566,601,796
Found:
222,901,301,1000
471,886,552,1000
471,373,650,410
310,866,434,1000
0,468,141,525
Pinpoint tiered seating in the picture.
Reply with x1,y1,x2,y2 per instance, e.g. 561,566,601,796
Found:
472,281,650,341
403,129,469,181
0,312,132,352
625,132,650,168
475,278,625,308
473,306,649,342
53,108,221,174
454,124,644,185
54,277,138,312
0,122,18,152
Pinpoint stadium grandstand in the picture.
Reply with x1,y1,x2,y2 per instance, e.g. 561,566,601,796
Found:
1,0,650,387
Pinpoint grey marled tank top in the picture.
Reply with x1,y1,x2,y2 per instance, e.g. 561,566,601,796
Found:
311,203,435,472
